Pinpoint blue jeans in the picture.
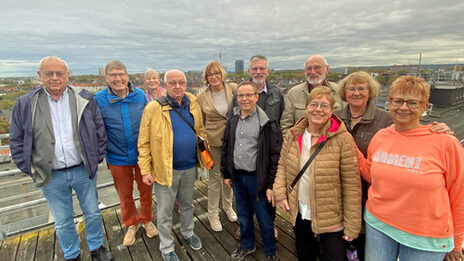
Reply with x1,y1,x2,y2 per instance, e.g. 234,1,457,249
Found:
41,164,103,259
232,171,276,256
365,223,447,261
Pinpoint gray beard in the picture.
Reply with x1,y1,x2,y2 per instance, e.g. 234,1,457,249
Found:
307,77,323,86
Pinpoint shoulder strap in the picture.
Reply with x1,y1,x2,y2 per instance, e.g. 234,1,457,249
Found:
287,141,326,193
157,96,196,134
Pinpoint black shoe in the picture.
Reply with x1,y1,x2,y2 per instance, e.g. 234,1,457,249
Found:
91,246,114,261
66,254,81,261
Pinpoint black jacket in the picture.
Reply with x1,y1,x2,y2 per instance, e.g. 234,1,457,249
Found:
230,80,285,123
221,105,283,199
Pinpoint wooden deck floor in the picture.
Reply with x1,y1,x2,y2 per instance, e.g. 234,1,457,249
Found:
0,180,297,261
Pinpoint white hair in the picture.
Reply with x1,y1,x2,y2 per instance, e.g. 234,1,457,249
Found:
38,56,69,71
164,69,186,82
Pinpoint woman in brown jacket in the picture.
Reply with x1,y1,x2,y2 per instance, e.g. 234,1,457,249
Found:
273,87,362,261
197,61,238,232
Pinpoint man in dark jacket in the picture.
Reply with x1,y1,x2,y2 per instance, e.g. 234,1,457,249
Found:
9,56,112,261
230,55,286,123
221,81,282,261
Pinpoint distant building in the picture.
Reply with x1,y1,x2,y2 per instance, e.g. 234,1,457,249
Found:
235,60,244,74
98,67,105,76
429,82,464,106
390,64,418,74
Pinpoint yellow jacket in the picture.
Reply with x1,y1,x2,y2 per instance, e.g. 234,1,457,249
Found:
137,92,206,187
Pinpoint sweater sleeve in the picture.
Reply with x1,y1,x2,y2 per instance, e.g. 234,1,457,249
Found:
444,136,464,251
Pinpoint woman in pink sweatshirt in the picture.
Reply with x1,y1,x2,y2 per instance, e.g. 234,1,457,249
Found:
359,76,464,261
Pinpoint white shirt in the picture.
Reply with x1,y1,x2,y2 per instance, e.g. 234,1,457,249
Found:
298,128,312,220
45,87,82,169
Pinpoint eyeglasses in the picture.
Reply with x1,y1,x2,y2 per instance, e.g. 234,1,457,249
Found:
390,98,422,109
346,87,368,93
42,71,67,78
305,65,323,71
167,81,186,87
307,102,332,111
207,71,221,77
237,93,257,99
249,67,267,72
107,73,127,78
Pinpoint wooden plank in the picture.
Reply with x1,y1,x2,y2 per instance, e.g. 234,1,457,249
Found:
195,180,297,260
194,181,257,261
54,230,65,260
100,209,131,260
15,231,38,261
116,208,152,260
35,227,55,261
0,235,19,261
76,219,91,261
171,201,214,261
141,199,191,261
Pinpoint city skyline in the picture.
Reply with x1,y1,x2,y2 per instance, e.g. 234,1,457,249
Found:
1,0,463,77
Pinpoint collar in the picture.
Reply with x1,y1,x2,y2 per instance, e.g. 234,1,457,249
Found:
166,94,190,108
43,86,68,101
108,82,133,97
238,107,257,119
259,82,268,94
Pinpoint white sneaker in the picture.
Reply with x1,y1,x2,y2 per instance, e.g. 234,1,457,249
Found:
225,208,238,222
208,215,223,232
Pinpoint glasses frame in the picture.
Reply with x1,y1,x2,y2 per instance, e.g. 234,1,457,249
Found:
389,98,423,109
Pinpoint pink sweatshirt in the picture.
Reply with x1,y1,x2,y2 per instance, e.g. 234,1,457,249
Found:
359,124,464,250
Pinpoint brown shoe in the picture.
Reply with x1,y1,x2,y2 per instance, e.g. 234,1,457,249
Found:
235,227,241,240
123,225,138,246
142,221,159,238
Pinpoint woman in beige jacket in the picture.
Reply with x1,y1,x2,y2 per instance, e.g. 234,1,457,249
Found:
273,87,362,261
197,61,238,232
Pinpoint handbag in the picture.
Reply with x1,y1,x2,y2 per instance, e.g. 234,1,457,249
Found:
156,96,214,170
287,141,326,193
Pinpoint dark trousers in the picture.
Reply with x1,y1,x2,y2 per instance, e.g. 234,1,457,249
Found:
294,213,347,261
232,170,277,256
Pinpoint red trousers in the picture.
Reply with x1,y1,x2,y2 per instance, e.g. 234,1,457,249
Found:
108,164,153,227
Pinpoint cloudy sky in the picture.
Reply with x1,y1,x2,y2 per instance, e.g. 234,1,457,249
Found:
1,0,463,77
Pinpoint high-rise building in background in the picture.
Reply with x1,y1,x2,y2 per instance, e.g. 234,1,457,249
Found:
235,60,244,74
98,67,105,76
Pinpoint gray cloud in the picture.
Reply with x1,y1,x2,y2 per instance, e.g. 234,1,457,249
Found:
1,0,463,77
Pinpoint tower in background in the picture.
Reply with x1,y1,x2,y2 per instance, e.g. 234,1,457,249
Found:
235,60,244,74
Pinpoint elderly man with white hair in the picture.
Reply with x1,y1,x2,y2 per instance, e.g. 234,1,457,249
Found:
280,55,344,134
138,69,206,261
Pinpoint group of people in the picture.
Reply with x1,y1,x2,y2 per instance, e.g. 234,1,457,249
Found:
9,54,464,261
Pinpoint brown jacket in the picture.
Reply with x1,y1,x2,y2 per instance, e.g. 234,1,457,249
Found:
334,101,393,157
273,115,362,238
196,82,237,147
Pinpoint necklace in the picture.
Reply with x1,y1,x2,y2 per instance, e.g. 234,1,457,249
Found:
350,113,364,119
348,108,364,119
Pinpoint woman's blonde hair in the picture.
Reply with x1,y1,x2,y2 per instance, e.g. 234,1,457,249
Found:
389,76,430,102
338,71,379,102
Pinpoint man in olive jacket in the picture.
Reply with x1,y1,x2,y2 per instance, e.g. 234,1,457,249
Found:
280,55,344,134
